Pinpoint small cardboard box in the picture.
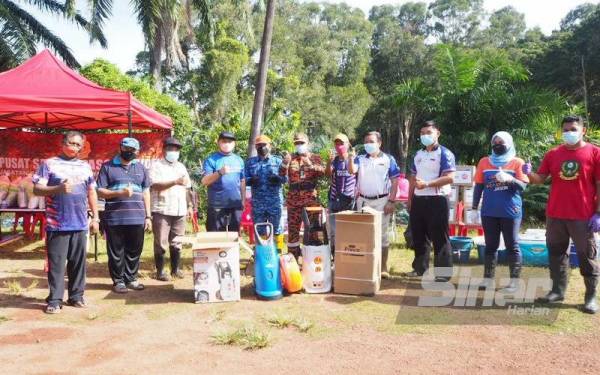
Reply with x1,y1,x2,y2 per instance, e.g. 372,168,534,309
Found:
454,165,476,186
176,232,240,304
449,202,458,224
334,207,382,296
463,186,475,208
464,209,482,226
449,185,459,204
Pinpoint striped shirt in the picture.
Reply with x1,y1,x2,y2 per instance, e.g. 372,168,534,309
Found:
329,156,356,200
32,156,96,232
97,156,150,226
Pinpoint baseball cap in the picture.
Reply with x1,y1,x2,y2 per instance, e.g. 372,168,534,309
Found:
121,137,140,150
293,133,308,143
334,133,349,143
163,137,182,148
255,135,272,144
218,131,236,141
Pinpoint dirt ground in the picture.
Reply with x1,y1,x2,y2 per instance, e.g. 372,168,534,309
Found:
1,233,600,375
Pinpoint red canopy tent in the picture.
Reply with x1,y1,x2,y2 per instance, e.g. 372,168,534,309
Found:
0,49,172,132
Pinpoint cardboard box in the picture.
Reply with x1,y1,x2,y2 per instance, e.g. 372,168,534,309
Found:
449,185,459,204
453,165,476,186
334,207,382,296
176,232,241,304
463,186,474,208
464,209,481,226
449,202,458,224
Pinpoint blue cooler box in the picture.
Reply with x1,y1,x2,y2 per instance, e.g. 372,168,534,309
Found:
570,242,600,268
519,240,548,266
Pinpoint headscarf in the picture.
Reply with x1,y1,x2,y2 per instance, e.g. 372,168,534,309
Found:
489,131,516,167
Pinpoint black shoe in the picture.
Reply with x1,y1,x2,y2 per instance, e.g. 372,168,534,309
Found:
435,276,451,282
582,277,598,314
156,272,170,281
477,278,495,290
405,270,422,278
536,291,564,304
113,283,128,294
126,280,145,291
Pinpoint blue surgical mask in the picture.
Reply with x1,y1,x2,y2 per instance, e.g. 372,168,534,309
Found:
420,134,435,147
562,130,582,145
295,144,308,154
364,143,380,155
165,151,180,163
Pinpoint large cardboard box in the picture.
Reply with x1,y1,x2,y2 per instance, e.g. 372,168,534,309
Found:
464,208,482,226
449,201,458,225
334,207,382,296
453,165,476,186
463,186,475,208
176,232,241,304
449,185,459,204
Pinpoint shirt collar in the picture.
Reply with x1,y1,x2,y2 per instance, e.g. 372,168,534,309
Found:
112,155,139,166
421,144,440,152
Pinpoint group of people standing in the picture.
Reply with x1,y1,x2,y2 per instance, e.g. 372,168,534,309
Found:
31,114,600,315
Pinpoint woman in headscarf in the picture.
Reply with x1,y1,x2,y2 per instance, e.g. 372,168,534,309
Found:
472,131,529,293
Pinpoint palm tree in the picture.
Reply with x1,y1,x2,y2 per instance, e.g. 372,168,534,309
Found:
0,0,107,70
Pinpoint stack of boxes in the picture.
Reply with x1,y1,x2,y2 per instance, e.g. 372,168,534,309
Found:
451,165,481,226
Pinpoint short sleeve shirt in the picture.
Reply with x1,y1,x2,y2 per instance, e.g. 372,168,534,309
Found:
149,158,191,217
356,152,401,197
32,156,96,232
203,152,245,209
474,157,529,219
410,145,456,196
245,155,285,205
330,157,357,200
97,156,151,226
538,143,600,220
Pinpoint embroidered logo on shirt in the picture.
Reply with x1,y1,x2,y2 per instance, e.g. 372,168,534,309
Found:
559,160,580,180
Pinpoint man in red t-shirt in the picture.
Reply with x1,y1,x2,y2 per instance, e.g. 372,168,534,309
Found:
526,115,600,314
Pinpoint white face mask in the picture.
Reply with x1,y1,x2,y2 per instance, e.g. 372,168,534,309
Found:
220,142,235,154
165,151,180,163
295,144,309,154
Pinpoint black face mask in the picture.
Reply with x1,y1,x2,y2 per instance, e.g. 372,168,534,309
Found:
492,144,508,155
256,146,270,157
120,150,136,161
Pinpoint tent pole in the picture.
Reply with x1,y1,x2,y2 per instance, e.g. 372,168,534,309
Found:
127,110,132,137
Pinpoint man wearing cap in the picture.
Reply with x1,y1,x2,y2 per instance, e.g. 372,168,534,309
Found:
245,135,287,251
149,137,193,281
326,133,357,251
97,137,152,294
201,131,246,232
280,133,325,258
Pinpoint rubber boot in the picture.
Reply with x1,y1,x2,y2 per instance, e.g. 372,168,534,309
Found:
477,253,497,290
582,276,599,314
170,249,184,279
275,234,285,254
499,262,521,294
381,246,390,279
155,253,169,281
537,258,567,303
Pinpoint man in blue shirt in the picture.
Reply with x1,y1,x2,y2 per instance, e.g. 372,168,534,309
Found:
33,131,100,314
97,137,152,294
202,131,246,232
245,135,287,251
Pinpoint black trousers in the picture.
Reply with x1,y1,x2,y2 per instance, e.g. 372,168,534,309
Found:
46,231,88,305
105,225,145,285
409,195,453,275
206,207,242,232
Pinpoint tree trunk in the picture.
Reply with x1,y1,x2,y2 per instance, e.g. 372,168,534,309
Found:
248,0,276,157
149,28,164,91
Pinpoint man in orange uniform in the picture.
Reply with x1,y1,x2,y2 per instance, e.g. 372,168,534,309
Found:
280,133,325,258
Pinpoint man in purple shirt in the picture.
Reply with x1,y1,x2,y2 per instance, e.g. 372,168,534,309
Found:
33,131,99,314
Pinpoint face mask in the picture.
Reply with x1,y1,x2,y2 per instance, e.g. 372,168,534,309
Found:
220,143,235,154
364,143,380,155
492,144,508,155
165,151,180,163
295,144,308,154
420,134,436,147
256,145,270,157
120,150,136,161
335,144,348,155
563,130,582,145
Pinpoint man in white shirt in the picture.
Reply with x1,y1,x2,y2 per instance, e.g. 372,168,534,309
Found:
356,131,401,279
408,121,456,281
150,137,192,281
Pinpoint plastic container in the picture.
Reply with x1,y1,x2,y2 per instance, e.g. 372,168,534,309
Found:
253,223,283,300
570,244,580,268
519,240,548,266
476,244,509,265
395,174,409,201
450,236,473,264
280,253,303,293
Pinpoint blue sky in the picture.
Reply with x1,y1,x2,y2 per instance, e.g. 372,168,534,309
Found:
24,0,598,72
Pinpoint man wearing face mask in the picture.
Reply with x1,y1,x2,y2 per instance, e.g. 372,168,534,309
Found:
356,131,402,279
280,133,325,258
33,131,99,314
407,121,456,282
525,115,600,314
149,137,192,281
245,135,287,251
202,131,246,232
326,133,358,251
97,137,152,294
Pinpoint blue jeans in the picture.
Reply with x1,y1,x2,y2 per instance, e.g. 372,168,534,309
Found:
481,216,522,265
